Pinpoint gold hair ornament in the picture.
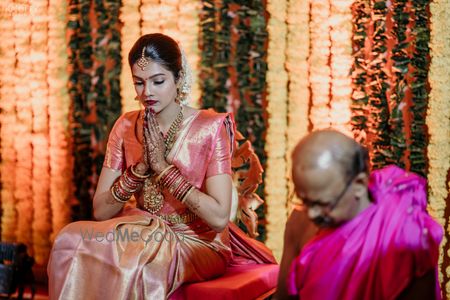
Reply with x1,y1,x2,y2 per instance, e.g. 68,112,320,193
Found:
137,47,150,70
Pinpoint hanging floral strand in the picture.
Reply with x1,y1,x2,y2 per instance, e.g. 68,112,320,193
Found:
200,0,232,111
120,0,141,113
265,0,289,260
141,0,160,34
0,0,18,243
92,0,122,177
159,0,179,39
309,0,331,130
350,0,370,143
389,0,409,169
198,0,216,108
285,0,310,212
48,0,71,239
14,0,34,250
409,0,429,177
428,0,450,292
234,2,269,239
177,0,201,108
30,0,52,265
366,0,391,169
329,0,353,134
68,0,95,220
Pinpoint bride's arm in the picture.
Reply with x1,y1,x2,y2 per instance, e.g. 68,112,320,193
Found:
93,162,148,221
92,113,127,221
182,174,232,232
179,121,233,232
92,167,123,220
92,112,148,221
92,166,233,228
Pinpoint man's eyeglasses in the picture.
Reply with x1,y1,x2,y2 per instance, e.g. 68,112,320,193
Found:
290,176,355,212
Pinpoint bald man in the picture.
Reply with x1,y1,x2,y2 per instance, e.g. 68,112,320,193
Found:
284,130,442,300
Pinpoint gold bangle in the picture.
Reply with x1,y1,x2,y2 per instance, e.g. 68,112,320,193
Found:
181,186,195,204
110,185,129,203
156,165,176,183
118,178,138,194
130,164,151,179
122,172,143,191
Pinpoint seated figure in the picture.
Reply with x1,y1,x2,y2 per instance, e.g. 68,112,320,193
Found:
47,33,275,299
285,129,442,300
275,205,317,299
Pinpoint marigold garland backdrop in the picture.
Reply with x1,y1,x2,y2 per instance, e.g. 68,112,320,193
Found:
0,0,449,295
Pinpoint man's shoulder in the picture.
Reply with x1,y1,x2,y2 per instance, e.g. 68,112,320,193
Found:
369,165,427,205
370,166,443,256
370,165,424,186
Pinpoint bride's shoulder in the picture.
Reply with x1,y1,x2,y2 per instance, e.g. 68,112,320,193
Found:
191,107,229,119
121,110,141,119
114,110,140,124
110,110,141,133
182,105,200,118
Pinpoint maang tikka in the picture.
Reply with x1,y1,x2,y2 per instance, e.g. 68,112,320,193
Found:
137,47,149,71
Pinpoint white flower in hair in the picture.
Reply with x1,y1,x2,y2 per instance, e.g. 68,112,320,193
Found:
177,47,193,105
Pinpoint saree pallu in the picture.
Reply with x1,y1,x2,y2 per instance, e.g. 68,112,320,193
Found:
48,109,275,299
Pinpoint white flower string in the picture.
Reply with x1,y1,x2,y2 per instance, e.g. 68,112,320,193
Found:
177,46,193,105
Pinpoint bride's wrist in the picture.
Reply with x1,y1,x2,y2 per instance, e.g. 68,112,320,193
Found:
154,161,170,175
132,162,149,177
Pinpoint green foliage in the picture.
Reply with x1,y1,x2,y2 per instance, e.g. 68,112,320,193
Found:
352,0,431,177
68,0,95,220
199,0,268,241
200,0,231,112
389,0,409,169
68,0,122,220
410,0,430,177
350,0,370,143
234,2,267,241
367,0,392,170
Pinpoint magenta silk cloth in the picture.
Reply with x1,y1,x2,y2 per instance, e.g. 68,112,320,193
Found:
287,165,443,300
48,109,276,299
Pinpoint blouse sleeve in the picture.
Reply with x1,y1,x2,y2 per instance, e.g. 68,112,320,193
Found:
103,116,125,171
205,123,233,178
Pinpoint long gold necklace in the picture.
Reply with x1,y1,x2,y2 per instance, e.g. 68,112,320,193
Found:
143,107,184,214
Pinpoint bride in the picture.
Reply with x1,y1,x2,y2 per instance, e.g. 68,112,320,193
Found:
48,33,275,299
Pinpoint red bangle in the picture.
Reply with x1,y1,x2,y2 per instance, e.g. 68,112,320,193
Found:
157,166,195,202
110,184,130,203
181,186,195,203
160,168,178,187
162,169,180,189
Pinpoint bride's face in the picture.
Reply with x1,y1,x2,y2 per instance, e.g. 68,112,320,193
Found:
131,60,178,114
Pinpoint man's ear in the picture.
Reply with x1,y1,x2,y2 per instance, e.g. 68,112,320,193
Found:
353,172,368,198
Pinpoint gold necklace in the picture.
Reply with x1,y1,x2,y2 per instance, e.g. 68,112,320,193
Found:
143,107,184,214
